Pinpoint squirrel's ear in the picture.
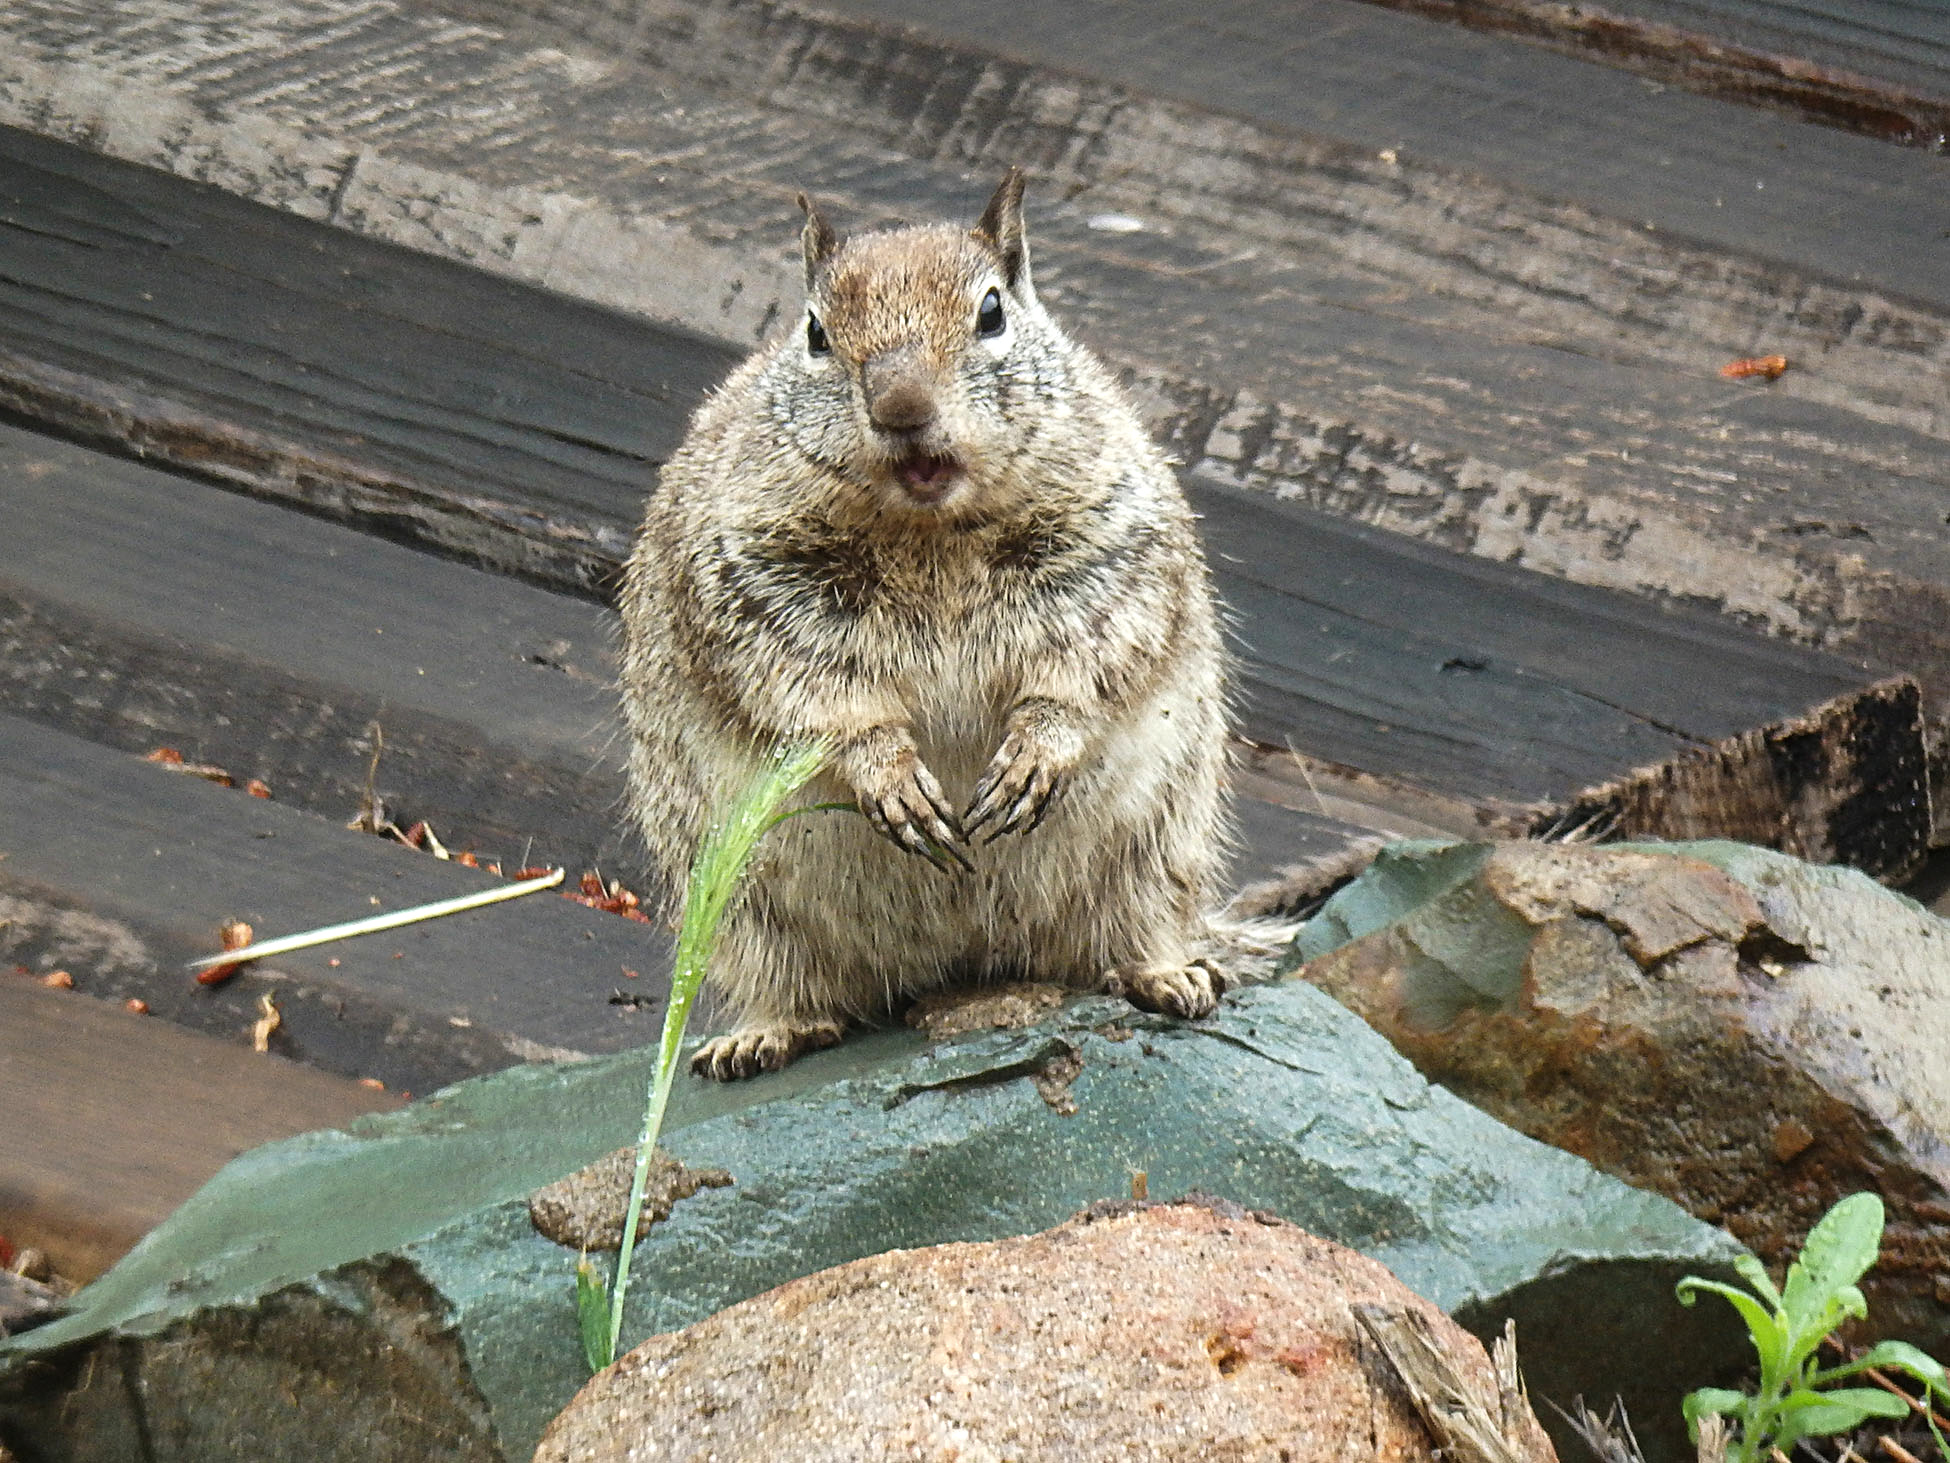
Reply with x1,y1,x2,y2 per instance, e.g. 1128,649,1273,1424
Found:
974,167,1029,289
798,192,839,285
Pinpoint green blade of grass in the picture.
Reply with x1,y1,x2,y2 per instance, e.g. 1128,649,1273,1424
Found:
595,739,831,1370
574,1255,613,1375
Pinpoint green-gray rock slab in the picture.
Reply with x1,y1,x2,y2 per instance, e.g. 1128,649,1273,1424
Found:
1,983,1744,1463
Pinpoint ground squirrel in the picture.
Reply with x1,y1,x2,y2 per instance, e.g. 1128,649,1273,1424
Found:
619,171,1231,1080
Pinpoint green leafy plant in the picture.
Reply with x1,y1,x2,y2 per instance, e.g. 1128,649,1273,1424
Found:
575,740,834,1374
1679,1191,1950,1462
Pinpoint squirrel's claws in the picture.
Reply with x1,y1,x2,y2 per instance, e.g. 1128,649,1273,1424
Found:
889,810,971,874
913,769,968,844
922,815,974,869
970,763,1061,841
964,778,1004,835
1020,771,1062,833
861,759,973,873
964,767,1020,835
997,774,1061,840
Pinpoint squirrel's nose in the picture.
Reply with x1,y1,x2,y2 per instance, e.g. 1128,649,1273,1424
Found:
867,380,936,433
864,349,939,433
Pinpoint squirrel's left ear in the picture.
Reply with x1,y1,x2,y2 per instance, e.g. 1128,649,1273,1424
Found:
974,167,1030,291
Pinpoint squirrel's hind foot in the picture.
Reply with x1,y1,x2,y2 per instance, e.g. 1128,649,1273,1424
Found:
691,1018,845,1081
1107,957,1231,1021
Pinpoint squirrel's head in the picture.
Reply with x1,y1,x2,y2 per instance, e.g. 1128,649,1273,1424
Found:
776,169,1074,520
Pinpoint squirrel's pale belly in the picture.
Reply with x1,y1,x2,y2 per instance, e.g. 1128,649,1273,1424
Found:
726,663,1225,1000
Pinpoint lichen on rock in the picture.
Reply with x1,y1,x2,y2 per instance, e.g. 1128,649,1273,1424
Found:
527,1147,733,1252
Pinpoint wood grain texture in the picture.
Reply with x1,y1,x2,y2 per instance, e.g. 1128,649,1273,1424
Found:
1354,0,1950,147
3,2,1946,743
0,124,732,596
0,418,637,877
0,979,402,1280
0,136,1927,875
0,711,678,1096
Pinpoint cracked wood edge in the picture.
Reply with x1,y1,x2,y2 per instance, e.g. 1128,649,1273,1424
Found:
1353,1302,1558,1463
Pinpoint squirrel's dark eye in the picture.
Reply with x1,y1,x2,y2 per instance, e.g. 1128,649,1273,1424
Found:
806,313,830,357
976,287,1005,339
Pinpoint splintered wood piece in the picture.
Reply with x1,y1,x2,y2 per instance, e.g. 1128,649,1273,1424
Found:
1353,1303,1556,1463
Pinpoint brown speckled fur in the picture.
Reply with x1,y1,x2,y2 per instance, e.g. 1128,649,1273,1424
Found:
618,172,1232,1079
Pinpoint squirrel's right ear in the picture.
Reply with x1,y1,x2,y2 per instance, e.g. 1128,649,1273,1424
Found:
798,192,839,286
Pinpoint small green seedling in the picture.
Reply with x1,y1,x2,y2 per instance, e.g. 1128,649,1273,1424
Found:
1678,1191,1949,1462
575,740,834,1374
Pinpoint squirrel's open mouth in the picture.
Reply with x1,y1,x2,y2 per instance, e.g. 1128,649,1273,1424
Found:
893,453,960,504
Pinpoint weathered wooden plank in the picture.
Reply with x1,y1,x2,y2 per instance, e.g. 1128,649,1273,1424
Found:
1200,475,1872,790
0,419,634,876
0,422,1349,895
5,11,1949,748
628,0,1950,309
0,979,402,1281
0,711,678,1096
1589,0,1950,97
0,125,731,596
1201,476,1932,874
0,132,1928,876
1356,0,1950,148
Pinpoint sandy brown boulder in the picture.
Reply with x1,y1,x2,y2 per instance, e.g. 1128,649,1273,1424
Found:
1294,839,1950,1345
534,1197,1556,1462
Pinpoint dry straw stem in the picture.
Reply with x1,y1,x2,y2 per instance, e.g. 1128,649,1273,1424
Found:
185,867,566,972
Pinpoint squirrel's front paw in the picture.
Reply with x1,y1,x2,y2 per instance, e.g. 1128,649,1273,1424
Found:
966,703,1084,840
850,742,970,874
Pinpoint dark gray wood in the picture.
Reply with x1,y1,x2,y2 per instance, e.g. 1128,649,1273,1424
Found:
657,0,1950,310
1593,0,1950,99
1197,472,1870,794
1196,474,1934,875
0,419,635,878
0,132,1928,875
0,711,677,1096
0,124,737,597
7,23,1950,733
1357,0,1950,149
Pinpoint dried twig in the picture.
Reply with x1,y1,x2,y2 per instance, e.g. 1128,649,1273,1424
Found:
186,868,565,973
346,723,395,835
250,992,281,1052
1863,1364,1950,1434
1548,1396,1646,1463
1695,1411,1728,1463
1492,1320,1528,1439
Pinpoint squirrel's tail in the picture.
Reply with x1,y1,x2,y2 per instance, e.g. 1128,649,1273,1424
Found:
1198,837,1386,983
1190,910,1310,987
